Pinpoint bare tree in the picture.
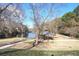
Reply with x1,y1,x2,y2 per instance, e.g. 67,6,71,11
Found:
29,4,56,44
0,3,26,37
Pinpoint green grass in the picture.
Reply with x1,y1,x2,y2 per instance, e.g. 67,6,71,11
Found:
0,37,26,45
0,48,79,56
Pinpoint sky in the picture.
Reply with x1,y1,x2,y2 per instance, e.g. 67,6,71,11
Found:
20,3,79,28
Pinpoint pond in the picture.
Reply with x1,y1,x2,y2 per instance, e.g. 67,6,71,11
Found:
27,32,37,39
27,31,53,39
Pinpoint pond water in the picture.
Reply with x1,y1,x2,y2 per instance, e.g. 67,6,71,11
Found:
27,31,53,39
27,32,37,39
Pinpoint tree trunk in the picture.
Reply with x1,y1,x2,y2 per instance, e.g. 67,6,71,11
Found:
35,29,40,45
5,33,8,38
21,32,24,37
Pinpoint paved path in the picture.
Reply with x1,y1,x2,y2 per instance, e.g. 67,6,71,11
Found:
0,39,26,49
0,44,15,49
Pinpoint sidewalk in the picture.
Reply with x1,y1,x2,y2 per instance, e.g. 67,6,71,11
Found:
0,40,25,49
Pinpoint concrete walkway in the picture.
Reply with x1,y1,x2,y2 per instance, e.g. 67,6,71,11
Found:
0,39,26,49
0,44,15,49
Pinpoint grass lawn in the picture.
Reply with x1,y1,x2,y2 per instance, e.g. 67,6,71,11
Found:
0,34,79,56
0,37,26,45
0,48,79,56
0,39,78,56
